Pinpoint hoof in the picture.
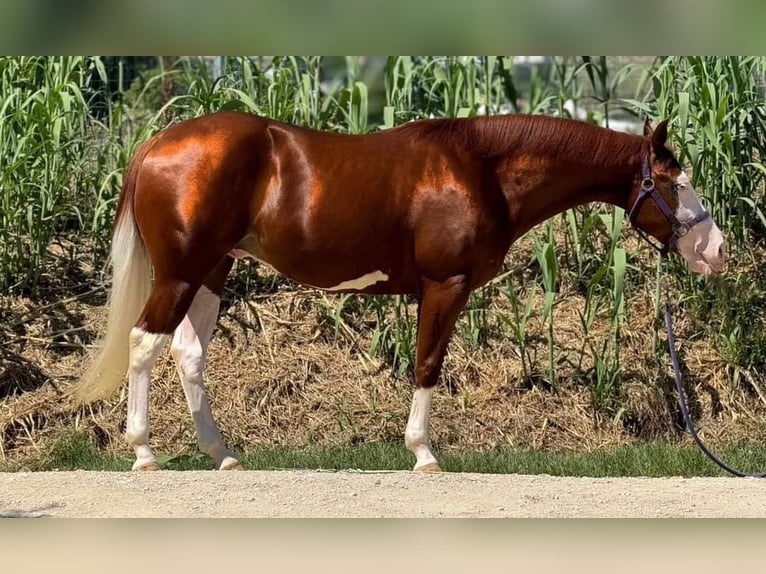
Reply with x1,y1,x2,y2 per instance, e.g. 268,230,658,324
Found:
134,461,161,472
219,457,243,471
414,462,442,473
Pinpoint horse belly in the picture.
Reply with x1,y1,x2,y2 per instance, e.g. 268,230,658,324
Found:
228,240,408,294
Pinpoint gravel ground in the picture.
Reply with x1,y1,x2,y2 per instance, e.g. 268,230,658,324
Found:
1,470,765,518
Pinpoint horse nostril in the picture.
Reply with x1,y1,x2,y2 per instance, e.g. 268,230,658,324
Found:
718,244,726,262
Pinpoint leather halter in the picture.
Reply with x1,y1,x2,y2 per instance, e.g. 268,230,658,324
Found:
628,155,711,256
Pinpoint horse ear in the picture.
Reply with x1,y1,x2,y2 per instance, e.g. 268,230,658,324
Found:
643,117,654,138
652,119,669,150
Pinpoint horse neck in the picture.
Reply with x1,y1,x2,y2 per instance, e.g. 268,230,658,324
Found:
485,118,645,240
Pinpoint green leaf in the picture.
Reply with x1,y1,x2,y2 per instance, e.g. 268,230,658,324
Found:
383,106,395,129
611,247,627,324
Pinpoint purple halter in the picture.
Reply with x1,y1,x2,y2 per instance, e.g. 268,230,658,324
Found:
628,155,710,256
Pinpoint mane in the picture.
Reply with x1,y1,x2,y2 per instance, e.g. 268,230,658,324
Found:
395,114,646,167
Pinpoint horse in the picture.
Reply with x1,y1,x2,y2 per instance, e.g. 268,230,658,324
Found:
76,111,726,472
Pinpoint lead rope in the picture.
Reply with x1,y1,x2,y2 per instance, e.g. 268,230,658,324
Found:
661,265,766,477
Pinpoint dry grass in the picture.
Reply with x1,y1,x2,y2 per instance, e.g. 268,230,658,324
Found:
2,235,765,467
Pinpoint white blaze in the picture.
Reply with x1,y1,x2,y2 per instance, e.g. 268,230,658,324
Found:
673,172,726,276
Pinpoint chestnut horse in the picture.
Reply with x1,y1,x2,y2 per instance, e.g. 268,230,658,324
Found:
77,112,726,472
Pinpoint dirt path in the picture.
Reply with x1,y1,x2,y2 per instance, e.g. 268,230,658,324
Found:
2,470,765,517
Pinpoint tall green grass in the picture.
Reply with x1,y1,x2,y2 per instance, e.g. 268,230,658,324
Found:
0,57,103,291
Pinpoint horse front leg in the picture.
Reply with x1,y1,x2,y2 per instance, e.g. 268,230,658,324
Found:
405,275,470,472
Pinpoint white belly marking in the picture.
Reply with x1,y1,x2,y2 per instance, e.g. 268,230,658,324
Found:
324,270,389,291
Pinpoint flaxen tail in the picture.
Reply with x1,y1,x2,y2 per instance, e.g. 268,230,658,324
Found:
76,141,155,403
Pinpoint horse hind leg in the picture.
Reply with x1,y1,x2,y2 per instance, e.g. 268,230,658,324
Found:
127,326,169,470
126,274,208,470
170,258,241,470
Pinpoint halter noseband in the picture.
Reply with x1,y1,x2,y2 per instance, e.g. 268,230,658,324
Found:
627,155,710,256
